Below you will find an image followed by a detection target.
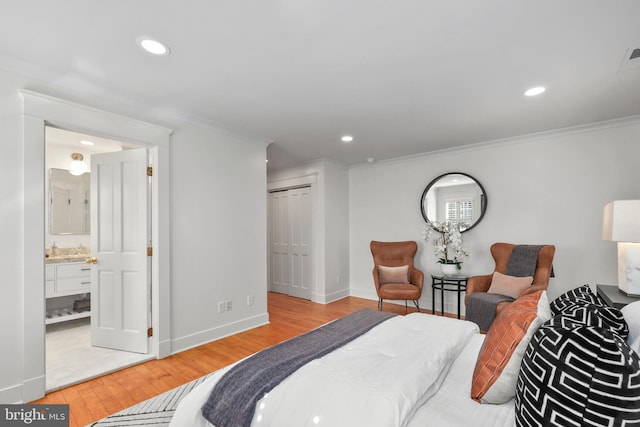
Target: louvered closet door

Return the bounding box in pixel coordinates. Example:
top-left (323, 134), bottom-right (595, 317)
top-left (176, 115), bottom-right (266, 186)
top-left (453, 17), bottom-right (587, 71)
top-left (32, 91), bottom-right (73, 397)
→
top-left (269, 187), bottom-right (312, 300)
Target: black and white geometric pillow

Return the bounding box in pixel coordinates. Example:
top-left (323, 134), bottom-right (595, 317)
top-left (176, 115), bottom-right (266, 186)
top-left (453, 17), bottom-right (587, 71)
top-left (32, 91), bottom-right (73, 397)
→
top-left (550, 284), bottom-right (604, 315)
top-left (550, 302), bottom-right (629, 341)
top-left (515, 320), bottom-right (640, 426)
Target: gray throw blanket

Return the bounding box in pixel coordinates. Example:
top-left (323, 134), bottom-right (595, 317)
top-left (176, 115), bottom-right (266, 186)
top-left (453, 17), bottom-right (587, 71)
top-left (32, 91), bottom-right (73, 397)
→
top-left (466, 293), bottom-right (515, 331)
top-left (466, 245), bottom-right (544, 331)
top-left (506, 245), bottom-right (544, 278)
top-left (201, 309), bottom-right (397, 427)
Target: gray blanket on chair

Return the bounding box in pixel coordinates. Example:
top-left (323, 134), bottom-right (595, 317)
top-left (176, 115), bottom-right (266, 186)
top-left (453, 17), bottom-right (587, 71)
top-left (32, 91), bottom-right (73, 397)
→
top-left (466, 245), bottom-right (544, 331)
top-left (506, 245), bottom-right (544, 278)
top-left (201, 309), bottom-right (397, 427)
top-left (466, 293), bottom-right (515, 331)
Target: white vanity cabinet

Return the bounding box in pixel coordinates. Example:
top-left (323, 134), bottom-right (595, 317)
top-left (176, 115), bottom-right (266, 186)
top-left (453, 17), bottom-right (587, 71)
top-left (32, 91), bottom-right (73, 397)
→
top-left (45, 262), bottom-right (91, 324)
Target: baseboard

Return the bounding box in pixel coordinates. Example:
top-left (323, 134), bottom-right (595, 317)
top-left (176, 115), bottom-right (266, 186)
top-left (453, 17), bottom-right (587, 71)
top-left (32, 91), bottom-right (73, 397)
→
top-left (0, 383), bottom-right (24, 404)
top-left (21, 375), bottom-right (45, 403)
top-left (350, 286), bottom-right (465, 316)
top-left (312, 288), bottom-right (350, 304)
top-left (170, 312), bottom-right (269, 355)
top-left (157, 338), bottom-right (171, 359)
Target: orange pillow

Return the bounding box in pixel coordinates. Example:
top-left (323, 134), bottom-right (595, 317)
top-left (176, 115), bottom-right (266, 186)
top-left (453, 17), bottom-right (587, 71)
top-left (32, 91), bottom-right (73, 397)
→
top-left (487, 271), bottom-right (533, 299)
top-left (378, 265), bottom-right (409, 284)
top-left (470, 290), bottom-right (551, 404)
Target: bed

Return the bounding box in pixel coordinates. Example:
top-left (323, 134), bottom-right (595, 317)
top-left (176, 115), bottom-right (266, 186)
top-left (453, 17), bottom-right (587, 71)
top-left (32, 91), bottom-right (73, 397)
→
top-left (170, 286), bottom-right (640, 427)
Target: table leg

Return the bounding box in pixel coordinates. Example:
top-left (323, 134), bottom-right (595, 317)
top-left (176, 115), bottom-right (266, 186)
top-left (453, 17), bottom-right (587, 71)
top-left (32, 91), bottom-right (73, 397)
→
top-left (457, 286), bottom-right (461, 319)
top-left (431, 281), bottom-right (435, 315)
top-left (441, 281), bottom-right (444, 316)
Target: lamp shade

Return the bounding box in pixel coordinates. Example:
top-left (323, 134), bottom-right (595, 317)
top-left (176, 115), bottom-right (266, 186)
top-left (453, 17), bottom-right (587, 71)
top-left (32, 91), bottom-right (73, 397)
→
top-left (602, 200), bottom-right (640, 242)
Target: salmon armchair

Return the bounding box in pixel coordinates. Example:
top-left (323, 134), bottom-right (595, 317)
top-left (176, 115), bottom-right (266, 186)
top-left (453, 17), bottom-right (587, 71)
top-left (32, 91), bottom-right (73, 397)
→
top-left (370, 241), bottom-right (424, 312)
top-left (465, 242), bottom-right (555, 331)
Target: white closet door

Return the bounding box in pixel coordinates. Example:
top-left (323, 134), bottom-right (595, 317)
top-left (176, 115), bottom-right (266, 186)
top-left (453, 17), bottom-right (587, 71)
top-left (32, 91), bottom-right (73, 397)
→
top-left (269, 187), bottom-right (312, 300)
top-left (288, 187), bottom-right (312, 299)
top-left (269, 191), bottom-right (290, 294)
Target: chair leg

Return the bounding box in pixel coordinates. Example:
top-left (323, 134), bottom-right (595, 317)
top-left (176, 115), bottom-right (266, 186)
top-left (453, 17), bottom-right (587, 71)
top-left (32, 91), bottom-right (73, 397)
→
top-left (378, 299), bottom-right (383, 311)
top-left (413, 300), bottom-right (420, 312)
top-left (405, 300), bottom-right (408, 311)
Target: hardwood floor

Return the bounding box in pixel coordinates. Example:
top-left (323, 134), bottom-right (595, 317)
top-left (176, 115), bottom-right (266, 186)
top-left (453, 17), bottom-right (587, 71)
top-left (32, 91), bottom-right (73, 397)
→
top-left (33, 293), bottom-right (423, 426)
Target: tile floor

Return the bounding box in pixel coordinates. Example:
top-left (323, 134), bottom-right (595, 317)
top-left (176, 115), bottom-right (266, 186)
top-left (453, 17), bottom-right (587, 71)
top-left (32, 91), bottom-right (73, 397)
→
top-left (46, 318), bottom-right (152, 391)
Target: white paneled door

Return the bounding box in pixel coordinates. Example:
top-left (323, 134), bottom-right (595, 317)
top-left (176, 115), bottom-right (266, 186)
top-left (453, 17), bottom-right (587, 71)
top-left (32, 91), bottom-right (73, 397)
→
top-left (90, 148), bottom-right (150, 354)
top-left (269, 187), bottom-right (312, 300)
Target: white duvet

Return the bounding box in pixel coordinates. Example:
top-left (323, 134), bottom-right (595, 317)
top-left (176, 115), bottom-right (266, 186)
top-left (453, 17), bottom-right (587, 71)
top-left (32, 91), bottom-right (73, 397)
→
top-left (171, 313), bottom-right (484, 427)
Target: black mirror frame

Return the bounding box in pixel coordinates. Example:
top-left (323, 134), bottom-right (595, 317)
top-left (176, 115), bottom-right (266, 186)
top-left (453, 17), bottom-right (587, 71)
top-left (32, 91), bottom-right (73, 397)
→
top-left (420, 172), bottom-right (487, 233)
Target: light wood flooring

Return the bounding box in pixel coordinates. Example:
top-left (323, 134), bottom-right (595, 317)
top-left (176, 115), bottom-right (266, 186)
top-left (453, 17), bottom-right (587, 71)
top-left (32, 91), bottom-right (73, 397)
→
top-left (33, 293), bottom-right (425, 426)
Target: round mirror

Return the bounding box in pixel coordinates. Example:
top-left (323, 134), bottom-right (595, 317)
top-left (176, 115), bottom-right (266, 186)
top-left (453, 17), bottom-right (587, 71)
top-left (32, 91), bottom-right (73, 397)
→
top-left (420, 172), bottom-right (487, 232)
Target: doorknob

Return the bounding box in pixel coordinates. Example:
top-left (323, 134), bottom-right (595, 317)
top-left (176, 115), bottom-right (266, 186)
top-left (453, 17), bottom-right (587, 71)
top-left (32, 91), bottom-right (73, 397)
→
top-left (86, 257), bottom-right (97, 264)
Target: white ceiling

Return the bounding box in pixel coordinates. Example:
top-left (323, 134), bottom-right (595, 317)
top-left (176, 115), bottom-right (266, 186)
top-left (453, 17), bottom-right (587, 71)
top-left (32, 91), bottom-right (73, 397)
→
top-left (2, 1), bottom-right (640, 171)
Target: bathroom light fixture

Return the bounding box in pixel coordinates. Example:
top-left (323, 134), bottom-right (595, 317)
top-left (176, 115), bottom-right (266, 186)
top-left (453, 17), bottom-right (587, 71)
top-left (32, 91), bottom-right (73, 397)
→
top-left (341, 135), bottom-right (354, 143)
top-left (69, 153), bottom-right (88, 176)
top-left (524, 86), bottom-right (546, 97)
top-left (80, 140), bottom-right (95, 146)
top-left (136, 37), bottom-right (171, 56)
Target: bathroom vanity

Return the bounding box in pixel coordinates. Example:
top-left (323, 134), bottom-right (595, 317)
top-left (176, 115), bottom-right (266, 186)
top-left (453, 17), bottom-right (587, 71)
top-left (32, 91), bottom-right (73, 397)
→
top-left (45, 258), bottom-right (91, 324)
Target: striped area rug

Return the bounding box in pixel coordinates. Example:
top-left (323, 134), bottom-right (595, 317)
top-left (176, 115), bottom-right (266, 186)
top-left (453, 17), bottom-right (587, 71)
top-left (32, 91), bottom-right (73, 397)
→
top-left (88, 372), bottom-right (214, 426)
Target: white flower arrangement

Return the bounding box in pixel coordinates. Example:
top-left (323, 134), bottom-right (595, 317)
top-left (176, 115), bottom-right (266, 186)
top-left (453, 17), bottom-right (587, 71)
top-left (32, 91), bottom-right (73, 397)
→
top-left (423, 221), bottom-right (469, 266)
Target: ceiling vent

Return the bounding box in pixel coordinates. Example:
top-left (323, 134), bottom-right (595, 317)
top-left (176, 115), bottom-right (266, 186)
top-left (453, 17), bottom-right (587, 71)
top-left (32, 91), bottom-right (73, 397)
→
top-left (618, 48), bottom-right (640, 72)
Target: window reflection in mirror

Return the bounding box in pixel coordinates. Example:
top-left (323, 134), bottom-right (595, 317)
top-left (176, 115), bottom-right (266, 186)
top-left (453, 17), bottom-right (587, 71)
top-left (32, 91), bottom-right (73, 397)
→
top-left (49, 168), bottom-right (90, 234)
top-left (420, 172), bottom-right (487, 232)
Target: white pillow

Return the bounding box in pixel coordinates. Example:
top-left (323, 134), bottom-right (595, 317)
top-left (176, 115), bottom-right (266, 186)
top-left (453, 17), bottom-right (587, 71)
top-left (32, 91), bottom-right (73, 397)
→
top-left (487, 271), bottom-right (533, 299)
top-left (621, 300), bottom-right (640, 354)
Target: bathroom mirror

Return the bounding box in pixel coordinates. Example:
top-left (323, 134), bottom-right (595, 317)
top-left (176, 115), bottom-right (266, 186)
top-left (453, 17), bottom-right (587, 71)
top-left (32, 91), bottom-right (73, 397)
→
top-left (420, 172), bottom-right (487, 232)
top-left (48, 168), bottom-right (90, 234)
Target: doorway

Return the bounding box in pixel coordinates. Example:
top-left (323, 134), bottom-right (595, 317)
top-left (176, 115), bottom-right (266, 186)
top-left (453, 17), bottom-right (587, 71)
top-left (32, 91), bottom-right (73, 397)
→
top-left (44, 126), bottom-right (152, 391)
top-left (268, 186), bottom-right (312, 300)
top-left (22, 90), bottom-right (172, 402)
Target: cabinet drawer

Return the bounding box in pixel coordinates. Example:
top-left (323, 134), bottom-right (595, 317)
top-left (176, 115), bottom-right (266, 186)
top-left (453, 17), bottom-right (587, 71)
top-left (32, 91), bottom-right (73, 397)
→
top-left (56, 277), bottom-right (91, 294)
top-left (45, 265), bottom-right (55, 281)
top-left (56, 263), bottom-right (92, 278)
top-left (45, 280), bottom-right (55, 298)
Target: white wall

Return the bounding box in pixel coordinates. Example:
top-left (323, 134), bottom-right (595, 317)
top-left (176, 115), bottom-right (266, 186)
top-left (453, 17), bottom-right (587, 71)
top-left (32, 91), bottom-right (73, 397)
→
top-left (349, 119), bottom-right (640, 313)
top-left (169, 124), bottom-right (269, 352)
top-left (0, 75), bottom-right (25, 403)
top-left (0, 67), bottom-right (269, 403)
top-left (322, 161), bottom-right (350, 301)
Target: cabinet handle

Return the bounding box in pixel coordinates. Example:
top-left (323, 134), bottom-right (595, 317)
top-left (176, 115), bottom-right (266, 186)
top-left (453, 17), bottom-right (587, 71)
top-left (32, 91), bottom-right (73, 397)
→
top-left (86, 257), bottom-right (97, 264)
top-left (81, 281), bottom-right (91, 285)
top-left (81, 268), bottom-right (91, 271)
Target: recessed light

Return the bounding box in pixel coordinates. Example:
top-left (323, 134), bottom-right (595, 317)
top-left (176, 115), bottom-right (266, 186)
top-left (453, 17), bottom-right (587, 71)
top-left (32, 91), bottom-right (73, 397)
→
top-left (524, 86), bottom-right (546, 97)
top-left (341, 135), bottom-right (354, 143)
top-left (136, 37), bottom-right (171, 56)
top-left (80, 140), bottom-right (95, 146)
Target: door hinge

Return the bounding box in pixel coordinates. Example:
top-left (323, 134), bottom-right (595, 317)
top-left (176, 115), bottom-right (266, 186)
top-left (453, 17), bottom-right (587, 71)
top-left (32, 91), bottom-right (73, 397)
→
top-left (147, 166), bottom-right (153, 176)
top-left (147, 327), bottom-right (153, 337)
top-left (147, 246), bottom-right (153, 256)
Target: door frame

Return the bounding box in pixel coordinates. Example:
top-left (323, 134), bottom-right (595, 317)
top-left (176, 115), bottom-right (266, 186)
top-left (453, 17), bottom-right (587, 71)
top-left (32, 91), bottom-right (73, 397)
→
top-left (267, 173), bottom-right (317, 302)
top-left (21, 90), bottom-right (172, 401)
top-left (268, 186), bottom-right (313, 300)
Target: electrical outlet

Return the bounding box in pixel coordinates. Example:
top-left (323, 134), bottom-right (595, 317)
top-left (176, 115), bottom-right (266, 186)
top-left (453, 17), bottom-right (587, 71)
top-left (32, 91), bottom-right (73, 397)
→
top-left (218, 301), bottom-right (225, 313)
top-left (247, 295), bottom-right (254, 306)
top-left (226, 300), bottom-right (232, 311)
